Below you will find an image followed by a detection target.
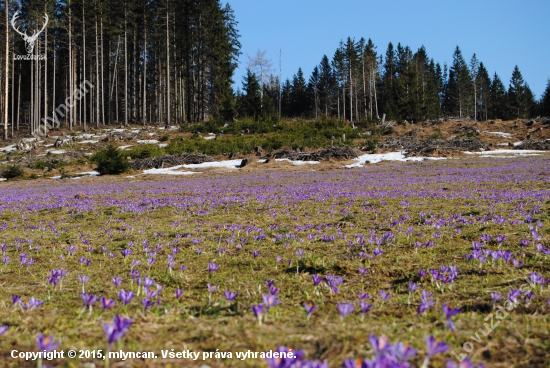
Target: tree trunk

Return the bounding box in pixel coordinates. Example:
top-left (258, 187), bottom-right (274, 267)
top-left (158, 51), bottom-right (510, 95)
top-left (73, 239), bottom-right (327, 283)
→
top-left (4, 0), bottom-right (8, 139)
top-left (83, 0), bottom-right (87, 130)
top-left (124, 1), bottom-right (128, 126)
top-left (166, 10), bottom-right (170, 128)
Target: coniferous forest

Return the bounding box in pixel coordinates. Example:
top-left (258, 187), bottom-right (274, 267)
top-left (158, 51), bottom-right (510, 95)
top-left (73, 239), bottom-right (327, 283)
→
top-left (1, 0), bottom-right (550, 141)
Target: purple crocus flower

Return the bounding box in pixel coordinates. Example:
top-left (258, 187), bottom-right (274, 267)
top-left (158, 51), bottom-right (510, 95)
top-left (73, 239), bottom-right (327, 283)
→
top-left (408, 281), bottom-right (418, 304)
top-left (118, 289), bottom-right (135, 306)
top-left (418, 290), bottom-right (436, 315)
top-left (442, 303), bottom-right (461, 332)
top-left (358, 267), bottom-right (369, 276)
top-left (175, 289), bottom-right (184, 300)
top-left (262, 294), bottom-right (281, 310)
top-left (358, 291), bottom-right (371, 300)
top-left (379, 290), bottom-right (391, 302)
top-left (269, 285), bottom-right (280, 295)
top-left (20, 297), bottom-right (44, 310)
top-left (422, 335), bottom-right (450, 367)
top-left (446, 357), bottom-right (485, 368)
top-left (490, 292), bottom-right (502, 309)
top-left (302, 302), bottom-right (318, 320)
top-left (79, 275), bottom-right (90, 293)
top-left (252, 251), bottom-right (260, 258)
top-left (0, 324), bottom-right (8, 335)
top-left (80, 292), bottom-right (98, 307)
top-left (337, 302), bottom-right (354, 320)
top-left (104, 315), bottom-right (132, 346)
top-left (508, 289), bottom-right (522, 304)
top-left (311, 274), bottom-right (323, 286)
top-left (360, 301), bottom-right (373, 320)
top-left (224, 290), bottom-right (238, 302)
top-left (251, 304), bottom-right (264, 325)
top-left (369, 334), bottom-right (392, 356)
top-left (265, 346), bottom-right (304, 368)
top-left (36, 333), bottom-right (61, 352)
top-left (142, 297), bottom-right (155, 311)
top-left (207, 262), bottom-right (220, 272)
top-left (207, 284), bottom-right (218, 304)
top-left (112, 277), bottom-right (122, 288)
top-left (11, 295), bottom-right (21, 305)
top-left (392, 341), bottom-right (417, 362)
top-left (101, 297), bottom-right (115, 311)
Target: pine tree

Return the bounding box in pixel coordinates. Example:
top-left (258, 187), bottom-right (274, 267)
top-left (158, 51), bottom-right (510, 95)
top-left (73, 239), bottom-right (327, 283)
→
top-left (477, 63), bottom-right (491, 121)
top-left (381, 42), bottom-right (398, 120)
top-left (540, 79), bottom-right (550, 117)
top-left (448, 46), bottom-right (471, 118)
top-left (289, 68), bottom-right (309, 117)
top-left (318, 55), bottom-right (336, 117)
top-left (237, 69), bottom-right (261, 119)
top-left (508, 65), bottom-right (533, 118)
top-left (489, 73), bottom-right (507, 119)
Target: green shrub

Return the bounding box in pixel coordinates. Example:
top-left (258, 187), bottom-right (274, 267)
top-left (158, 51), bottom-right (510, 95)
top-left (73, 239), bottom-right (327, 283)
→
top-left (126, 144), bottom-right (164, 159)
top-left (91, 145), bottom-right (130, 175)
top-left (1, 165), bottom-right (25, 179)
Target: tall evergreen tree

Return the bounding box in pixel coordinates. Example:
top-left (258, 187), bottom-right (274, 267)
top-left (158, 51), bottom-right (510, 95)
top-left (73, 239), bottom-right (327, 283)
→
top-left (448, 46), bottom-right (471, 118)
top-left (489, 72), bottom-right (507, 119)
top-left (507, 65), bottom-right (533, 119)
top-left (318, 55), bottom-right (336, 117)
top-left (540, 79), bottom-right (550, 117)
top-left (237, 69), bottom-right (261, 119)
top-left (381, 42), bottom-right (398, 120)
top-left (477, 63), bottom-right (491, 121)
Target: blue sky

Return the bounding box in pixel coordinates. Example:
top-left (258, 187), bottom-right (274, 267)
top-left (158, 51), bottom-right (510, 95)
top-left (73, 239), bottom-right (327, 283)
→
top-left (229, 0), bottom-right (550, 98)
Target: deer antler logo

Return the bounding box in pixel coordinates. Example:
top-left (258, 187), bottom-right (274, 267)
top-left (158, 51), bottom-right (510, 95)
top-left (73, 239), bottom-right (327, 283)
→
top-left (11, 11), bottom-right (49, 55)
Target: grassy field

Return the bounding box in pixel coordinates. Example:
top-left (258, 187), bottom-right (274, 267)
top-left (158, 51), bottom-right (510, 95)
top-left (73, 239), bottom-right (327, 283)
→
top-left (0, 156), bottom-right (549, 367)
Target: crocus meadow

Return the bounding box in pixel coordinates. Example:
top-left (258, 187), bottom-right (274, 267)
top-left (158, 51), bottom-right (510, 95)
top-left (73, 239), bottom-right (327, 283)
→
top-left (0, 157), bottom-right (548, 366)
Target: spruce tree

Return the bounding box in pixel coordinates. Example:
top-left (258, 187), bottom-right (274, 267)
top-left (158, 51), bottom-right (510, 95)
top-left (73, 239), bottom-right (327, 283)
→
top-left (477, 63), bottom-right (491, 121)
top-left (318, 55), bottom-right (336, 117)
top-left (540, 79), bottom-right (550, 117)
top-left (489, 73), bottom-right (507, 119)
top-left (381, 42), bottom-right (398, 120)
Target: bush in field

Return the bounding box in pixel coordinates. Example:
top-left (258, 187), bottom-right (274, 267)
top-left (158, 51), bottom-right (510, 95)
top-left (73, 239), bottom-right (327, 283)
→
top-left (1, 165), bottom-right (25, 179)
top-left (91, 145), bottom-right (130, 175)
top-left (127, 144), bottom-right (163, 159)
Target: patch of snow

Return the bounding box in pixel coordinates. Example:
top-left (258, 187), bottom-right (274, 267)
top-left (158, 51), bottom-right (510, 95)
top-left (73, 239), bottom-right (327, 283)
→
top-left (137, 140), bottom-right (160, 144)
top-left (182, 159), bottom-right (242, 169)
top-left (113, 129), bottom-right (126, 133)
top-left (513, 142), bottom-right (523, 147)
top-left (465, 149), bottom-right (545, 156)
top-left (496, 143), bottom-right (509, 146)
top-left (203, 135), bottom-right (216, 140)
top-left (345, 151), bottom-right (445, 168)
top-left (75, 134), bottom-right (95, 139)
top-left (168, 126), bottom-right (179, 130)
top-left (50, 176), bottom-right (62, 180)
top-left (46, 150), bottom-right (66, 155)
top-left (0, 145), bottom-right (17, 152)
top-left (258, 159), bottom-right (267, 163)
top-left (84, 153), bottom-right (93, 156)
top-left (148, 132), bottom-right (157, 136)
top-left (483, 131), bottom-right (512, 138)
top-left (44, 144), bottom-right (54, 148)
top-left (275, 158), bottom-right (320, 166)
top-left (0, 178), bottom-right (6, 182)
top-left (131, 130), bottom-right (141, 134)
top-left (143, 165), bottom-right (198, 175)
top-left (78, 140), bottom-right (99, 144)
top-left (118, 145), bottom-right (133, 150)
top-left (158, 143), bottom-right (168, 148)
top-left (76, 171), bottom-right (100, 177)
top-left (126, 176), bottom-right (136, 178)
